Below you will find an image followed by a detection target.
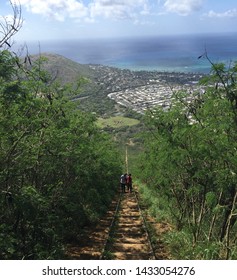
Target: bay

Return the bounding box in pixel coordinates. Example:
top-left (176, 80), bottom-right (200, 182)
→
top-left (19, 32), bottom-right (237, 74)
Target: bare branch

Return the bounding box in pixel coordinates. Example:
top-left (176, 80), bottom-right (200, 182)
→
top-left (0, 0), bottom-right (23, 48)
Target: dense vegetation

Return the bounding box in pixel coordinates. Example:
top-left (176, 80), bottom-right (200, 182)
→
top-left (0, 49), bottom-right (122, 259)
top-left (1, 2), bottom-right (237, 261)
top-left (139, 60), bottom-right (237, 259)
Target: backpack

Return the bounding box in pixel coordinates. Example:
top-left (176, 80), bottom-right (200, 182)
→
top-left (120, 174), bottom-right (126, 184)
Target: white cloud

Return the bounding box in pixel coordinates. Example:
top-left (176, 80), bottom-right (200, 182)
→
top-left (204, 9), bottom-right (237, 19)
top-left (19, 0), bottom-right (150, 22)
top-left (89, 0), bottom-right (149, 20)
top-left (164, 0), bottom-right (203, 16)
top-left (134, 19), bottom-right (155, 26)
top-left (20, 0), bottom-right (88, 21)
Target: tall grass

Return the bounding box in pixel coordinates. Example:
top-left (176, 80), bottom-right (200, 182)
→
top-left (136, 180), bottom-right (237, 259)
top-left (137, 180), bottom-right (170, 223)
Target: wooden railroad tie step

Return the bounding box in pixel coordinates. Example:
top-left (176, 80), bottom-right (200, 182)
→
top-left (66, 190), bottom-right (158, 260)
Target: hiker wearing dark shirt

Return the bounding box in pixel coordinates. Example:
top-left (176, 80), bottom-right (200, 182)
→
top-left (127, 173), bottom-right (132, 193)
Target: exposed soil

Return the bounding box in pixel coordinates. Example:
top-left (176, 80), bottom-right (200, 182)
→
top-left (66, 188), bottom-right (171, 260)
top-left (66, 197), bottom-right (118, 260)
top-left (107, 192), bottom-right (154, 260)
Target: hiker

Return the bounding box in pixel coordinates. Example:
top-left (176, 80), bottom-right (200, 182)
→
top-left (120, 173), bottom-right (127, 193)
top-left (127, 173), bottom-right (132, 193)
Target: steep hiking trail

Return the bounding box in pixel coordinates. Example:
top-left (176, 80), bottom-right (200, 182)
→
top-left (106, 190), bottom-right (155, 260)
top-left (66, 186), bottom-right (171, 260)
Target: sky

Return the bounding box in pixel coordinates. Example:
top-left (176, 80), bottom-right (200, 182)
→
top-left (1, 0), bottom-right (237, 42)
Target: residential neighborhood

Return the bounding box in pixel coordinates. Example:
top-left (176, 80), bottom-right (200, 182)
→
top-left (88, 64), bottom-right (205, 114)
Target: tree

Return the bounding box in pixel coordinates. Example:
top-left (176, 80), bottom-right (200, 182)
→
top-left (0, 4), bottom-right (122, 259)
top-left (140, 61), bottom-right (237, 259)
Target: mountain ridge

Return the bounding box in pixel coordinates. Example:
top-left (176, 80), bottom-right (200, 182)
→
top-left (30, 52), bottom-right (97, 85)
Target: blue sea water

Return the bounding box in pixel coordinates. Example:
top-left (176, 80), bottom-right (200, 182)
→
top-left (23, 32), bottom-right (237, 74)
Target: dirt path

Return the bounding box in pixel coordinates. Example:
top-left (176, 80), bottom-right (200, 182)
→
top-left (107, 192), bottom-right (154, 260)
top-left (66, 188), bottom-right (171, 260)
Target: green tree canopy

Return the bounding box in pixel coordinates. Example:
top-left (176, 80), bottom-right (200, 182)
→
top-left (139, 60), bottom-right (237, 259)
top-left (0, 49), bottom-right (122, 259)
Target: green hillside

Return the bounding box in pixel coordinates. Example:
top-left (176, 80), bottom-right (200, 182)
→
top-left (1, 48), bottom-right (237, 260)
top-left (31, 53), bottom-right (96, 84)
top-left (30, 53), bottom-right (143, 174)
top-left (31, 53), bottom-right (129, 116)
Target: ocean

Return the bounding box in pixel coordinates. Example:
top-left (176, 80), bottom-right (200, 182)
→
top-left (21, 32), bottom-right (237, 74)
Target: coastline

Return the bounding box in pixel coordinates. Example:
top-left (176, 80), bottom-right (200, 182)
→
top-left (105, 62), bottom-right (212, 75)
top-left (16, 32), bottom-right (237, 76)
